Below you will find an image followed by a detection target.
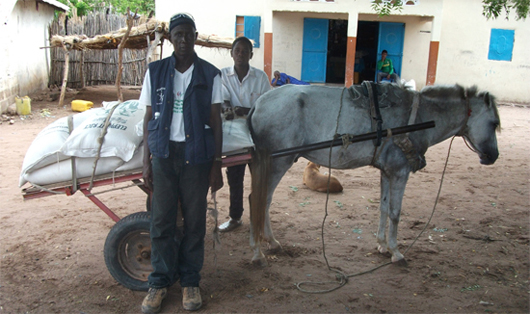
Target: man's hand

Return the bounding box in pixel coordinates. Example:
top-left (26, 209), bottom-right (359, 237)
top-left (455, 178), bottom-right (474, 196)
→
top-left (233, 106), bottom-right (250, 117)
top-left (143, 161), bottom-right (153, 192)
top-left (223, 106), bottom-right (235, 120)
top-left (209, 161), bottom-right (223, 193)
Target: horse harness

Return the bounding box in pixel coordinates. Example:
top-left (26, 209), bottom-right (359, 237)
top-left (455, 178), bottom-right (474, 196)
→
top-left (360, 81), bottom-right (426, 172)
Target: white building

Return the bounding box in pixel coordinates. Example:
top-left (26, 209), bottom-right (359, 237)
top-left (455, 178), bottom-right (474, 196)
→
top-left (0, 0), bottom-right (69, 113)
top-left (156, 0), bottom-right (529, 103)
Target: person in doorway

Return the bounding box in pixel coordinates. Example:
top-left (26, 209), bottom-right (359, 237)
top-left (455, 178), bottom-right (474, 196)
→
top-left (376, 50), bottom-right (400, 83)
top-left (271, 70), bottom-right (310, 86)
top-left (219, 36), bottom-right (271, 232)
top-left (139, 12), bottom-right (223, 314)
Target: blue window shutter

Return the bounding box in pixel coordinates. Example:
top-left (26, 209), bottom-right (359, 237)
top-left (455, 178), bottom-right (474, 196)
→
top-left (488, 28), bottom-right (514, 61)
top-left (244, 16), bottom-right (261, 48)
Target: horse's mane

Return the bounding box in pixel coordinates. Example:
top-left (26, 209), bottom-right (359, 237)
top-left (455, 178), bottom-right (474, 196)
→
top-left (420, 84), bottom-right (501, 131)
top-left (420, 84), bottom-right (466, 100)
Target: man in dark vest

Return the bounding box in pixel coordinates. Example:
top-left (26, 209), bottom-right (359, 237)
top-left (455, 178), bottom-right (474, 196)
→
top-left (138, 13), bottom-right (223, 313)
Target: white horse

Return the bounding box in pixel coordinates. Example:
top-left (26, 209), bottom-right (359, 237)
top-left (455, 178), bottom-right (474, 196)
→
top-left (247, 83), bottom-right (500, 266)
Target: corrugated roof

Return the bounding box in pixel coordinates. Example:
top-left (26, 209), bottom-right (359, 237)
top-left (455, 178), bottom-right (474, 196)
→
top-left (39, 0), bottom-right (69, 12)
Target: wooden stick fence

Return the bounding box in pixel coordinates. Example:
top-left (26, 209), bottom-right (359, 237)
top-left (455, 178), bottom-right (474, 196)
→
top-left (48, 12), bottom-right (234, 106)
top-left (49, 13), bottom-right (150, 91)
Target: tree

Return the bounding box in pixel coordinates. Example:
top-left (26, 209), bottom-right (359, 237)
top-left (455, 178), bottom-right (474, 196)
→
top-left (371, 0), bottom-right (528, 20)
top-left (482, 0), bottom-right (529, 20)
top-left (56, 0), bottom-right (154, 17)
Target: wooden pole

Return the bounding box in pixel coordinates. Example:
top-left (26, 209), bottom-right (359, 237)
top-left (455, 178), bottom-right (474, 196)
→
top-left (58, 44), bottom-right (70, 108)
top-left (116, 8), bottom-right (137, 102)
top-left (80, 50), bottom-right (85, 89)
top-left (146, 29), bottom-right (163, 67)
top-left (270, 121), bottom-right (436, 159)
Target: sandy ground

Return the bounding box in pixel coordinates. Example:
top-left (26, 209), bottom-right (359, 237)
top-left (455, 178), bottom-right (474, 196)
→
top-left (0, 85), bottom-right (528, 313)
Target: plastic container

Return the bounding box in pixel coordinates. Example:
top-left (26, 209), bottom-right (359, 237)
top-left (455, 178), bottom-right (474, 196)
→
top-left (71, 100), bottom-right (94, 112)
top-left (15, 96), bottom-right (31, 115)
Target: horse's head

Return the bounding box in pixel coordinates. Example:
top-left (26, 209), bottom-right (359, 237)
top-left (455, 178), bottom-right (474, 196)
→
top-left (461, 89), bottom-right (500, 165)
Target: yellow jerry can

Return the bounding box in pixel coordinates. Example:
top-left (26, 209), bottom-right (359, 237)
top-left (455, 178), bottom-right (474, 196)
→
top-left (15, 96), bottom-right (31, 115)
top-left (71, 100), bottom-right (94, 112)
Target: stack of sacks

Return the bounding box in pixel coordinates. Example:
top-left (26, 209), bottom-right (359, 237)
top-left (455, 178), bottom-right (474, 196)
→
top-left (20, 101), bottom-right (257, 188)
top-left (19, 100), bottom-right (145, 187)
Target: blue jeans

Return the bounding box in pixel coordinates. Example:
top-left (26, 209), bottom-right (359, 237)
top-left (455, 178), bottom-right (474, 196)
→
top-left (148, 141), bottom-right (212, 288)
top-left (377, 72), bottom-right (399, 83)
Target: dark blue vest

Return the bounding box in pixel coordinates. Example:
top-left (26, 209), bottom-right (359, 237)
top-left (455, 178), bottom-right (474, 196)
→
top-left (146, 53), bottom-right (220, 165)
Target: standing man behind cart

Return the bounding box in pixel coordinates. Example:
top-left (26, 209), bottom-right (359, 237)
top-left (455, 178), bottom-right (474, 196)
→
top-left (139, 13), bottom-right (223, 313)
top-left (218, 36), bottom-right (271, 232)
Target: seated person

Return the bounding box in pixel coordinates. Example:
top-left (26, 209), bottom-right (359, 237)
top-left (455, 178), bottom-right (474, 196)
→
top-left (271, 70), bottom-right (310, 86)
top-left (376, 50), bottom-right (400, 83)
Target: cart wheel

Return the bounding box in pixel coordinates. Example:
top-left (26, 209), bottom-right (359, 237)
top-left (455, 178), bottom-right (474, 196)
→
top-left (104, 211), bottom-right (152, 291)
top-left (146, 194), bottom-right (151, 211)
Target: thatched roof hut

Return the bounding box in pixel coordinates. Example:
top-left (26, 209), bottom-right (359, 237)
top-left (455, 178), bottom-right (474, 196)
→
top-left (50, 19), bottom-right (234, 51)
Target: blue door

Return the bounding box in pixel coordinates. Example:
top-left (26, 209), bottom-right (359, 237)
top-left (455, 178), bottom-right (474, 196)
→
top-left (301, 18), bottom-right (328, 83)
top-left (376, 22), bottom-right (405, 80)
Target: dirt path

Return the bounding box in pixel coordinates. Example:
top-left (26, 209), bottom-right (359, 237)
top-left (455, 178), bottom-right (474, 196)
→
top-left (0, 86), bottom-right (528, 313)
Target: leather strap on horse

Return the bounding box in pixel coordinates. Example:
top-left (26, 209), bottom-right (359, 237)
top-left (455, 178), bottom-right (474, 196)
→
top-left (362, 81), bottom-right (384, 147)
top-left (392, 93), bottom-right (426, 172)
top-left (457, 92), bottom-right (472, 136)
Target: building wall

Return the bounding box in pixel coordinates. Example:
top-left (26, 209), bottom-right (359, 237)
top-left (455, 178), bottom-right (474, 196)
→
top-left (155, 0), bottom-right (268, 71)
top-left (155, 0), bottom-right (527, 102)
top-left (0, 0), bottom-right (57, 113)
top-left (436, 0), bottom-right (530, 102)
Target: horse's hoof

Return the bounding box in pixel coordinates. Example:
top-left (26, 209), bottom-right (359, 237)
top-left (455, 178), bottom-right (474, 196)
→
top-left (377, 245), bottom-right (388, 255)
top-left (392, 257), bottom-right (408, 267)
top-left (268, 240), bottom-right (283, 253)
top-left (251, 257), bottom-right (268, 267)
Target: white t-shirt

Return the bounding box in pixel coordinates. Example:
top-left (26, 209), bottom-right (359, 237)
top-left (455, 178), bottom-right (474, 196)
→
top-left (139, 66), bottom-right (223, 142)
top-left (220, 66), bottom-right (271, 109)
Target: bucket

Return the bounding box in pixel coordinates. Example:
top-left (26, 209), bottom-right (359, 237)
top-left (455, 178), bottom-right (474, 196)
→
top-left (71, 100), bottom-right (94, 112)
top-left (15, 96), bottom-right (31, 115)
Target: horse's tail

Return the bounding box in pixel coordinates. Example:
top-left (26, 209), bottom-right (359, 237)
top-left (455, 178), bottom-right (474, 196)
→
top-left (249, 147), bottom-right (270, 243)
top-left (248, 109), bottom-right (270, 243)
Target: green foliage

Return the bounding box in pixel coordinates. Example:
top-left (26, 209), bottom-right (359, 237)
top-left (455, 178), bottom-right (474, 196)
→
top-left (370, 0), bottom-right (528, 20)
top-left (56, 0), bottom-right (155, 17)
top-left (371, 0), bottom-right (404, 17)
top-left (482, 0), bottom-right (529, 20)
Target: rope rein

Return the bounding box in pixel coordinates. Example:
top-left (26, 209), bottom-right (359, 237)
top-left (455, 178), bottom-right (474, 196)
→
top-left (296, 88), bottom-right (458, 294)
top-left (297, 88), bottom-right (348, 293)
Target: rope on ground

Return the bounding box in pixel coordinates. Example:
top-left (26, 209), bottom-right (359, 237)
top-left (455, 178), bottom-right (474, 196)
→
top-left (296, 127), bottom-right (459, 293)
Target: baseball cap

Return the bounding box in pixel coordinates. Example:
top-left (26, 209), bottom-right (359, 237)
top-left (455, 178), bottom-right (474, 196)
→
top-left (169, 13), bottom-right (196, 32)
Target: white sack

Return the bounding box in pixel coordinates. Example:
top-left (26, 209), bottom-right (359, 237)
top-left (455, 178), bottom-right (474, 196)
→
top-left (222, 118), bottom-right (254, 155)
top-left (22, 157), bottom-right (124, 186)
top-left (61, 100), bottom-right (144, 162)
top-left (115, 143), bottom-right (144, 172)
top-left (19, 109), bottom-right (96, 187)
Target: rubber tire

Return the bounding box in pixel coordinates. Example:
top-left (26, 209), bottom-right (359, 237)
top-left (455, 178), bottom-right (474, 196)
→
top-left (104, 211), bottom-right (152, 291)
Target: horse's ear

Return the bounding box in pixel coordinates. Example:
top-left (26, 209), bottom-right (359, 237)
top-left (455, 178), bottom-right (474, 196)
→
top-left (483, 92), bottom-right (491, 106)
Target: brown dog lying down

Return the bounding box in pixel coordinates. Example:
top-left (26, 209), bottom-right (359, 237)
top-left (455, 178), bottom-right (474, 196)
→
top-left (303, 161), bottom-right (343, 193)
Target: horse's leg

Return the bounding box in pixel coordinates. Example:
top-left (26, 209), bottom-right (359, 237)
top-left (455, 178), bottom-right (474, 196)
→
top-left (387, 171), bottom-right (410, 264)
top-left (377, 173), bottom-right (390, 255)
top-left (263, 192), bottom-right (282, 252)
top-left (249, 218), bottom-right (266, 266)
top-left (249, 157), bottom-right (292, 265)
